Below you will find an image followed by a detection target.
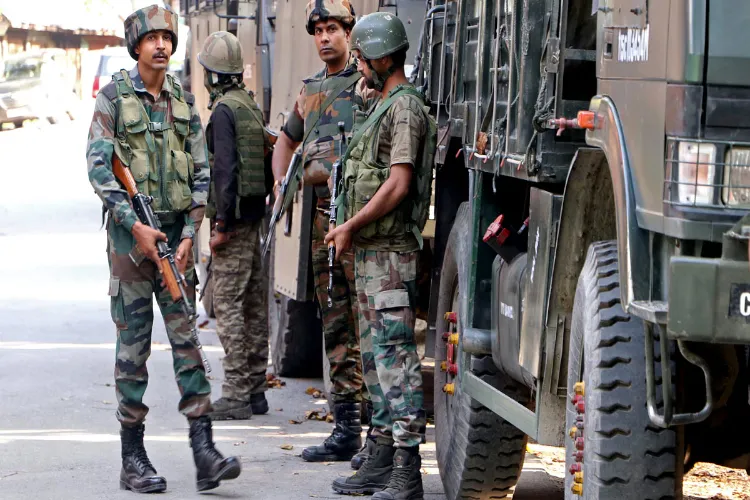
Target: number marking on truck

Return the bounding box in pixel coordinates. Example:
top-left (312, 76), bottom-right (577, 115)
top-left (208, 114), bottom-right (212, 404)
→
top-left (728, 284), bottom-right (750, 321)
top-left (618, 25), bottom-right (650, 63)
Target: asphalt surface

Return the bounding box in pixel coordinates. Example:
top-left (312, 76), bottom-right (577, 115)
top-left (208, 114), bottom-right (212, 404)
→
top-left (0, 107), bottom-right (563, 499)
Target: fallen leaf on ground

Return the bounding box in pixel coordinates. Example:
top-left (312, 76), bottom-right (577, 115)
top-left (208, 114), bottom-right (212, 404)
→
top-left (289, 419), bottom-right (302, 425)
top-left (101, 400), bottom-right (112, 405)
top-left (267, 374), bottom-right (286, 389)
top-left (326, 413), bottom-right (334, 423)
top-left (305, 409), bottom-right (329, 421)
top-left (305, 386), bottom-right (324, 396)
top-left (275, 408), bottom-right (283, 411)
top-left (280, 444), bottom-right (294, 450)
top-left (198, 320), bottom-right (210, 328)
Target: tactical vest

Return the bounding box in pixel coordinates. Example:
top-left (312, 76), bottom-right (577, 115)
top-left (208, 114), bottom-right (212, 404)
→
top-left (301, 65), bottom-right (365, 198)
top-left (112, 70), bottom-right (193, 214)
top-left (341, 86), bottom-right (437, 249)
top-left (205, 88), bottom-right (267, 219)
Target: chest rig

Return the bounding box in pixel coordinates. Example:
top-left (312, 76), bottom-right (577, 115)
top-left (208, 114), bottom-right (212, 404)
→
top-left (112, 70), bottom-right (194, 216)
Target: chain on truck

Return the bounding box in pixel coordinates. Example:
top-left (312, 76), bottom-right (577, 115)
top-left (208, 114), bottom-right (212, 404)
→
top-left (184, 1), bottom-right (750, 498)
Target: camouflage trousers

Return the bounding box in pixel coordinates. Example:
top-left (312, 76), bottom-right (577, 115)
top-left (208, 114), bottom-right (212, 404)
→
top-left (354, 247), bottom-right (425, 448)
top-left (107, 219), bottom-right (211, 427)
top-left (311, 201), bottom-right (366, 403)
top-left (212, 219), bottom-right (269, 401)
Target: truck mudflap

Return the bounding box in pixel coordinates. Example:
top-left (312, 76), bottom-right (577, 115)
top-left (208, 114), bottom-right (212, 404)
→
top-left (668, 214), bottom-right (750, 344)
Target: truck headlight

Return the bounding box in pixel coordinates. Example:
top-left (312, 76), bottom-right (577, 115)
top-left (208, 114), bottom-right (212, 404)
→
top-left (722, 148), bottom-right (750, 206)
top-left (675, 141), bottom-right (716, 205)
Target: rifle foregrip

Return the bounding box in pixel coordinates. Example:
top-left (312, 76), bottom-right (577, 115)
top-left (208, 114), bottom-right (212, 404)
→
top-left (159, 257), bottom-right (183, 303)
top-left (112, 156), bottom-right (139, 197)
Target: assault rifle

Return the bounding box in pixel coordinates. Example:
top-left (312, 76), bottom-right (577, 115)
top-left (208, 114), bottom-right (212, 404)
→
top-left (261, 150), bottom-right (303, 260)
top-left (327, 121), bottom-right (347, 307)
top-left (113, 156), bottom-right (211, 373)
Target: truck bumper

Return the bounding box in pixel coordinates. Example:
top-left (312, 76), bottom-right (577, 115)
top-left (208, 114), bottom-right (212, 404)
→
top-left (668, 255), bottom-right (750, 343)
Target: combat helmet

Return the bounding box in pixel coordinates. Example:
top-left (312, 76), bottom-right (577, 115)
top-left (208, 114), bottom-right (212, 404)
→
top-left (350, 12), bottom-right (409, 60)
top-left (124, 4), bottom-right (179, 61)
top-left (198, 31), bottom-right (244, 75)
top-left (305, 0), bottom-right (356, 35)
top-left (350, 12), bottom-right (409, 90)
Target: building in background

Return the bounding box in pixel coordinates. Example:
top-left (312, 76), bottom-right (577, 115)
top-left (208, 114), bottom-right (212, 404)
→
top-left (0, 2), bottom-right (125, 98)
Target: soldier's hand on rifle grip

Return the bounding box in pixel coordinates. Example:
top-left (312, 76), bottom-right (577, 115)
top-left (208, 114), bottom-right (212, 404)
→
top-left (324, 223), bottom-right (353, 261)
top-left (132, 221), bottom-right (168, 264)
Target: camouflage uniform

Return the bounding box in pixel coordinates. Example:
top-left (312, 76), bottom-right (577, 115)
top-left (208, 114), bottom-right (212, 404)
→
top-left (87, 65), bottom-right (211, 425)
top-left (200, 32), bottom-right (271, 410)
top-left (91, 8), bottom-right (243, 493)
top-left (284, 59), bottom-right (377, 403)
top-left (344, 91), bottom-right (429, 448)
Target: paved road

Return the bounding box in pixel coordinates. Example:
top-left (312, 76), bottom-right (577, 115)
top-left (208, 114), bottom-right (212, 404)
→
top-left (0, 110), bottom-right (563, 499)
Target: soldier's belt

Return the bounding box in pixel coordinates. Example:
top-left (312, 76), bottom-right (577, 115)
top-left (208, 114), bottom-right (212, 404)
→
top-left (153, 211), bottom-right (181, 225)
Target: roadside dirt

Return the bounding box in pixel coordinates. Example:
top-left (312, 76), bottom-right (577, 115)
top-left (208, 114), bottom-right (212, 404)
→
top-left (527, 444), bottom-right (750, 499)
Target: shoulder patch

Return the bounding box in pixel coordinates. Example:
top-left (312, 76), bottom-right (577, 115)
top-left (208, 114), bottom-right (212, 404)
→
top-left (184, 91), bottom-right (195, 106)
top-left (100, 81), bottom-right (118, 101)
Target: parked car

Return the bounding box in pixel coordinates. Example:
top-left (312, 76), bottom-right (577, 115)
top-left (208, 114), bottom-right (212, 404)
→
top-left (92, 47), bottom-right (132, 98)
top-left (0, 48), bottom-right (77, 127)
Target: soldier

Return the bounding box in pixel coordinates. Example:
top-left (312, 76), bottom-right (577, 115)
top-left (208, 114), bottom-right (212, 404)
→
top-left (325, 12), bottom-right (435, 500)
top-left (198, 31), bottom-right (271, 421)
top-left (86, 5), bottom-right (241, 493)
top-left (271, 0), bottom-right (377, 466)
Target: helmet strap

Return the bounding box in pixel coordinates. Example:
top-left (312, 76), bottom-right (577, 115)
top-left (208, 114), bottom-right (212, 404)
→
top-left (366, 59), bottom-right (395, 92)
top-left (205, 72), bottom-right (244, 110)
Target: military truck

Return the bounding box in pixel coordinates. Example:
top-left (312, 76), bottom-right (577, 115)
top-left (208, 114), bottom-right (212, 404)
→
top-left (408, 0), bottom-right (750, 499)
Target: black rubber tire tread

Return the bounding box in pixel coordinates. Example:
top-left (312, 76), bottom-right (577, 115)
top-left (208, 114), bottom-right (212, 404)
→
top-left (435, 203), bottom-right (528, 500)
top-left (565, 241), bottom-right (679, 500)
top-left (268, 242), bottom-right (323, 378)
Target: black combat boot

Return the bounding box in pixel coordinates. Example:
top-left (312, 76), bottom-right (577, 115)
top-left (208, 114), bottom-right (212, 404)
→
top-left (208, 397), bottom-right (253, 421)
top-left (119, 424), bottom-right (167, 493)
top-left (301, 401), bottom-right (362, 462)
top-left (250, 392), bottom-right (269, 415)
top-left (189, 416), bottom-right (242, 491)
top-left (371, 447), bottom-right (424, 500)
top-left (332, 436), bottom-right (396, 495)
top-left (360, 400), bottom-right (373, 426)
top-left (351, 424), bottom-right (376, 470)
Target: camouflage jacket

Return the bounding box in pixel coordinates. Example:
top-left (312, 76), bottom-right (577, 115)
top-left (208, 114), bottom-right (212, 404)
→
top-left (86, 66), bottom-right (209, 243)
top-left (283, 55), bottom-right (378, 197)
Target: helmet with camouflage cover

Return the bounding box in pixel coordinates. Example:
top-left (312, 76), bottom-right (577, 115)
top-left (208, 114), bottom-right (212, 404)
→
top-left (124, 4), bottom-right (179, 61)
top-left (305, 0), bottom-right (356, 35)
top-left (198, 31), bottom-right (244, 75)
top-left (350, 12), bottom-right (409, 60)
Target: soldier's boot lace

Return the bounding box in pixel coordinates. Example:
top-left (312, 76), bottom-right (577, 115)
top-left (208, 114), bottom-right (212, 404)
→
top-left (301, 401), bottom-right (362, 462)
top-left (371, 447), bottom-right (424, 500)
top-left (189, 416), bottom-right (242, 491)
top-left (351, 422), bottom-right (376, 470)
top-left (332, 436), bottom-right (396, 495)
top-left (208, 397), bottom-right (253, 421)
top-left (120, 424), bottom-right (167, 493)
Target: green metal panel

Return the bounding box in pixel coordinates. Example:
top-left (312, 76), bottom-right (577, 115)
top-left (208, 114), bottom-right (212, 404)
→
top-left (668, 256), bottom-right (750, 343)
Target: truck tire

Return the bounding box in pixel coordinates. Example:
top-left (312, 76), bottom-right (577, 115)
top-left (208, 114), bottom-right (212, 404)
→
top-left (565, 241), bottom-right (680, 500)
top-left (434, 203), bottom-right (528, 500)
top-left (268, 245), bottom-right (323, 378)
